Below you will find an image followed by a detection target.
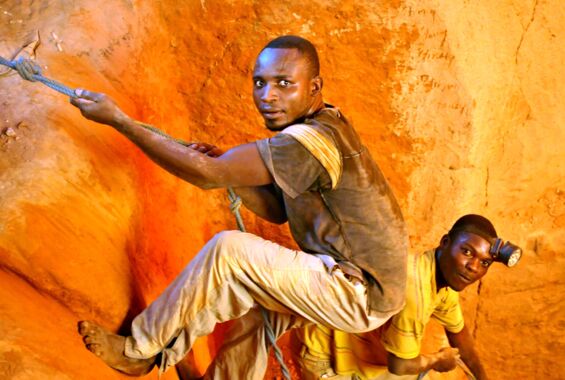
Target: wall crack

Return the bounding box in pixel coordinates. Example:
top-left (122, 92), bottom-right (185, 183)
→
top-left (515, 0), bottom-right (539, 65)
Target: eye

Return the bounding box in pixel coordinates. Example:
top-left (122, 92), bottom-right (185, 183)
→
top-left (254, 79), bottom-right (265, 88)
top-left (278, 79), bottom-right (291, 87)
top-left (462, 248), bottom-right (472, 257)
top-left (480, 260), bottom-right (491, 268)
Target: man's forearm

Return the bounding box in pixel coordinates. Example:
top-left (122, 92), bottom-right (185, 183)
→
top-left (387, 352), bottom-right (442, 375)
top-left (111, 115), bottom-right (221, 188)
top-left (459, 353), bottom-right (487, 380)
top-left (71, 89), bottom-right (273, 189)
top-left (388, 346), bottom-right (461, 376)
top-left (446, 327), bottom-right (488, 380)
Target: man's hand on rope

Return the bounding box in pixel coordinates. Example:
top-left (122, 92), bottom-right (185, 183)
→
top-left (188, 142), bottom-right (224, 157)
top-left (432, 347), bottom-right (460, 372)
top-left (70, 89), bottom-right (130, 127)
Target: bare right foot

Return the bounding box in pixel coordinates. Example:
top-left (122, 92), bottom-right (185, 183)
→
top-left (78, 320), bottom-right (156, 376)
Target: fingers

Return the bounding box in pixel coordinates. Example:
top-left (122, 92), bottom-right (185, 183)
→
top-left (188, 143), bottom-right (223, 157)
top-left (70, 96), bottom-right (93, 108)
top-left (69, 90), bottom-right (109, 118)
top-left (189, 143), bottom-right (210, 153)
top-left (74, 88), bottom-right (105, 102)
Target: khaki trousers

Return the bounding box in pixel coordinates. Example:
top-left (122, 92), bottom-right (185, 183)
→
top-left (123, 231), bottom-right (393, 378)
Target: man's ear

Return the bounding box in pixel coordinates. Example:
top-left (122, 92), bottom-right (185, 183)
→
top-left (440, 234), bottom-right (450, 249)
top-left (311, 76), bottom-right (323, 96)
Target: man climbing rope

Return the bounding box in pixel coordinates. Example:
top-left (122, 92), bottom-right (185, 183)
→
top-left (293, 214), bottom-right (521, 380)
top-left (63, 35), bottom-right (408, 378)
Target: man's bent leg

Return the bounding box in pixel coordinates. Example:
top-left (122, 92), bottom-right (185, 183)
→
top-left (124, 231), bottom-right (392, 374)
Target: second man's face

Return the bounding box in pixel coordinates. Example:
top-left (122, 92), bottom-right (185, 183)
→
top-left (439, 232), bottom-right (493, 291)
top-left (252, 48), bottom-right (317, 131)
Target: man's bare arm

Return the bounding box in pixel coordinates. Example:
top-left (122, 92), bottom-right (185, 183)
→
top-left (184, 143), bottom-right (287, 223)
top-left (234, 185), bottom-right (287, 224)
top-left (70, 90), bottom-right (272, 189)
top-left (387, 347), bottom-right (459, 376)
top-left (446, 326), bottom-right (488, 380)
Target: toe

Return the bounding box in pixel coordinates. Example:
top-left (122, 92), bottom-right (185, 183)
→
top-left (78, 320), bottom-right (91, 335)
top-left (83, 335), bottom-right (96, 345)
top-left (86, 343), bottom-right (102, 356)
top-left (79, 320), bottom-right (99, 336)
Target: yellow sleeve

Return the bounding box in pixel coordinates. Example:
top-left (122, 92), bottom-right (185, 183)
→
top-left (297, 324), bottom-right (333, 359)
top-left (380, 302), bottom-right (425, 359)
top-left (432, 289), bottom-right (464, 333)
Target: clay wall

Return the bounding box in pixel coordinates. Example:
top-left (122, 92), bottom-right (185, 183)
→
top-left (0, 1), bottom-right (563, 379)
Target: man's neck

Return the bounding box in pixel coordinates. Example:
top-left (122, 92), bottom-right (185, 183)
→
top-left (435, 248), bottom-right (448, 290)
top-left (305, 95), bottom-right (325, 118)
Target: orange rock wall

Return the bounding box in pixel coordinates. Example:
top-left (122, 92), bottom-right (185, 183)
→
top-left (0, 1), bottom-right (563, 379)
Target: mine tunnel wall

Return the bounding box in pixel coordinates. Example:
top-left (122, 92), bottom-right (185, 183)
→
top-left (0, 1), bottom-right (563, 379)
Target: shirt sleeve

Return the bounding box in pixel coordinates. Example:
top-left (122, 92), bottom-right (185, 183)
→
top-left (431, 289), bottom-right (465, 333)
top-left (380, 307), bottom-right (425, 360)
top-left (256, 133), bottom-right (328, 198)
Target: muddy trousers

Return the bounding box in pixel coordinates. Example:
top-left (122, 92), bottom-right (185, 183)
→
top-left (123, 231), bottom-right (393, 378)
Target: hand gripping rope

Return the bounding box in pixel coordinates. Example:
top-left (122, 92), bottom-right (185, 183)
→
top-left (1, 56), bottom-right (291, 379)
top-left (417, 357), bottom-right (477, 380)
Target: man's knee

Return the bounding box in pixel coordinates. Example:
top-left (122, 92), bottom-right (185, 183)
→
top-left (207, 230), bottom-right (256, 262)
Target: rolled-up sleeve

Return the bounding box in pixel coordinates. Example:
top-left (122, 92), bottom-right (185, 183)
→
top-left (256, 134), bottom-right (326, 198)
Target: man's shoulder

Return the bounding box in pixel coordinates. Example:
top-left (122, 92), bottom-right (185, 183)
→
top-left (306, 106), bottom-right (348, 130)
top-left (407, 250), bottom-right (436, 279)
top-left (403, 249), bottom-right (437, 307)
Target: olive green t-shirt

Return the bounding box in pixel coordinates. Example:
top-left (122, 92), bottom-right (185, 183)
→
top-left (255, 107), bottom-right (408, 314)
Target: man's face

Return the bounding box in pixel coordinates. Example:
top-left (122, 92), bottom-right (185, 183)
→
top-left (438, 232), bottom-right (493, 291)
top-left (252, 48), bottom-right (317, 131)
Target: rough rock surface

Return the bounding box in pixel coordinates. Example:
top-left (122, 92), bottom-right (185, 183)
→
top-left (0, 1), bottom-right (563, 379)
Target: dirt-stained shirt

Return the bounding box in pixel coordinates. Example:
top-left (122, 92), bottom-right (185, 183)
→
top-left (293, 249), bottom-right (464, 378)
top-left (255, 106), bottom-right (408, 314)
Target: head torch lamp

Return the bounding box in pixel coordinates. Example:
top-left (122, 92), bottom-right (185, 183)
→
top-left (490, 238), bottom-right (522, 267)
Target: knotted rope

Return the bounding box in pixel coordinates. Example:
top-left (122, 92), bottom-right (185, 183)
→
top-left (1, 55), bottom-right (291, 379)
top-left (0, 56), bottom-right (76, 97)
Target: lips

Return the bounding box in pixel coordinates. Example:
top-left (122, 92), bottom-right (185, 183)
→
top-left (457, 272), bottom-right (472, 283)
top-left (261, 110), bottom-right (284, 118)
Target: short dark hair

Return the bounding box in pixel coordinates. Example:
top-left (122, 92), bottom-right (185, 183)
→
top-left (263, 35), bottom-right (320, 77)
top-left (448, 214), bottom-right (497, 242)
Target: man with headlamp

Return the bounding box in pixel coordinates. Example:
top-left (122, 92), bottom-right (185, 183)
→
top-left (294, 214), bottom-right (521, 380)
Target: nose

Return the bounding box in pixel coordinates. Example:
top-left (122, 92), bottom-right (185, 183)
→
top-left (260, 83), bottom-right (278, 103)
top-left (466, 257), bottom-right (480, 273)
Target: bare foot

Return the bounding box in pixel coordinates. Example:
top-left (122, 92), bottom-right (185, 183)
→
top-left (78, 320), bottom-right (156, 376)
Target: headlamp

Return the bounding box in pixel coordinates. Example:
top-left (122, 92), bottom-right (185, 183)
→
top-left (490, 238), bottom-right (522, 267)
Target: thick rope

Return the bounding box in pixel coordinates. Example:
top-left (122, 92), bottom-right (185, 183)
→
top-left (0, 56), bottom-right (77, 97)
top-left (227, 188), bottom-right (292, 380)
top-left (2, 55), bottom-right (291, 379)
top-left (417, 358), bottom-right (477, 380)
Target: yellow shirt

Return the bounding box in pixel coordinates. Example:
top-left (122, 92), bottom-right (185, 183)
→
top-left (381, 249), bottom-right (464, 359)
top-left (295, 249), bottom-right (464, 378)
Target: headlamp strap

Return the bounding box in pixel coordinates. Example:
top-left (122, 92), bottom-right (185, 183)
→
top-left (490, 238), bottom-right (503, 258)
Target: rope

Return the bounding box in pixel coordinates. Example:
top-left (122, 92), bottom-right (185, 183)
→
top-left (0, 56), bottom-right (77, 97)
top-left (2, 55), bottom-right (291, 379)
top-left (227, 189), bottom-right (292, 380)
top-left (417, 358), bottom-right (477, 380)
